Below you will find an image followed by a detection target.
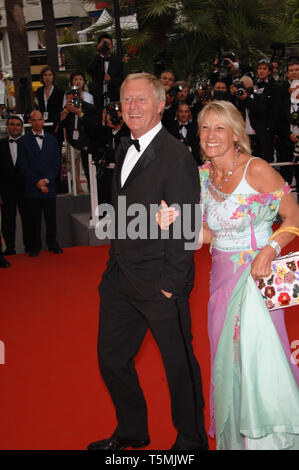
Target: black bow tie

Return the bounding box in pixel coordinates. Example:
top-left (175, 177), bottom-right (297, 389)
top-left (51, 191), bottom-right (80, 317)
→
top-left (34, 134), bottom-right (44, 139)
top-left (257, 81), bottom-right (267, 88)
top-left (121, 136), bottom-right (140, 152)
top-left (179, 124), bottom-right (188, 130)
top-left (9, 138), bottom-right (19, 143)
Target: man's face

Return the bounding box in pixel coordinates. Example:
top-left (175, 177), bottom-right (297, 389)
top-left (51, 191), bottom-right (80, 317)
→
top-left (160, 72), bottom-right (175, 87)
top-left (177, 104), bottom-right (190, 124)
top-left (257, 64), bottom-right (271, 80)
top-left (7, 119), bottom-right (23, 139)
top-left (287, 64), bottom-right (299, 82)
top-left (121, 78), bottom-right (165, 139)
top-left (29, 112), bottom-right (44, 133)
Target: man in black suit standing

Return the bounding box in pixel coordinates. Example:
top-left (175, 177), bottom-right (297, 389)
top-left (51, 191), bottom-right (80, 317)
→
top-left (87, 33), bottom-right (123, 112)
top-left (17, 110), bottom-right (62, 257)
top-left (0, 115), bottom-right (29, 255)
top-left (87, 73), bottom-right (208, 451)
top-left (168, 102), bottom-right (201, 165)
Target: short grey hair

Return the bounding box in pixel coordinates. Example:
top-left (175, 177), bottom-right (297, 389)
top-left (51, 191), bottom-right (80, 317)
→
top-left (120, 72), bottom-right (166, 103)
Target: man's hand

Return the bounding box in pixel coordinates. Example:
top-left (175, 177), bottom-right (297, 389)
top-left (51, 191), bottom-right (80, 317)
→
top-left (36, 179), bottom-right (48, 189)
top-left (65, 99), bottom-right (83, 116)
top-left (290, 133), bottom-right (298, 144)
top-left (104, 73), bottom-right (111, 82)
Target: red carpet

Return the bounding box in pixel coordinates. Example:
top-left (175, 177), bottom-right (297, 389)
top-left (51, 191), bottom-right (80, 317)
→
top-left (0, 241), bottom-right (298, 450)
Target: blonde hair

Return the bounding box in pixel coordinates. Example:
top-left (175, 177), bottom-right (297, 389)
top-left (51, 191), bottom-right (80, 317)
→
top-left (120, 72), bottom-right (166, 103)
top-left (197, 100), bottom-right (251, 160)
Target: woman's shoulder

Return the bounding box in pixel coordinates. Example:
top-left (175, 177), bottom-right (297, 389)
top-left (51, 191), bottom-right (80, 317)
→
top-left (245, 156), bottom-right (287, 193)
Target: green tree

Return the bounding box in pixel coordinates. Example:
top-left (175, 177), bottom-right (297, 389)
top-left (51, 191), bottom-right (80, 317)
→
top-left (5, 0), bottom-right (34, 114)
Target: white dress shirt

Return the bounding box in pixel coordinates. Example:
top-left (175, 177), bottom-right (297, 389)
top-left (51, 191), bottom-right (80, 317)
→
top-left (33, 131), bottom-right (44, 149)
top-left (121, 122), bottom-right (162, 187)
top-left (8, 137), bottom-right (19, 165)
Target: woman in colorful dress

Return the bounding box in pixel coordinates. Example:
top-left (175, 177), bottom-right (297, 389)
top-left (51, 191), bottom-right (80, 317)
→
top-left (158, 100), bottom-right (299, 450)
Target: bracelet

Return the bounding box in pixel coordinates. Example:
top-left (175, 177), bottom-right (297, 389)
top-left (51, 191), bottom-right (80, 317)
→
top-left (267, 239), bottom-right (281, 258)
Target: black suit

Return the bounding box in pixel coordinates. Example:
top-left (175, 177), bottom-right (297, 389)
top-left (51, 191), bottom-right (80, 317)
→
top-left (87, 53), bottom-right (123, 110)
top-left (98, 126), bottom-right (207, 448)
top-left (276, 81), bottom-right (298, 186)
top-left (17, 130), bottom-right (60, 252)
top-left (167, 120), bottom-right (201, 165)
top-left (0, 136), bottom-right (29, 252)
top-left (36, 85), bottom-right (65, 133)
top-left (233, 81), bottom-right (281, 162)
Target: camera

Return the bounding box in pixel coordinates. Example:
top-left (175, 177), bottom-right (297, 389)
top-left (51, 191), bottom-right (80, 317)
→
top-left (167, 84), bottom-right (183, 99)
top-left (104, 102), bottom-right (122, 126)
top-left (98, 40), bottom-right (111, 59)
top-left (233, 80), bottom-right (246, 96)
top-left (71, 86), bottom-right (82, 107)
top-left (218, 50), bottom-right (236, 80)
top-left (198, 82), bottom-right (212, 101)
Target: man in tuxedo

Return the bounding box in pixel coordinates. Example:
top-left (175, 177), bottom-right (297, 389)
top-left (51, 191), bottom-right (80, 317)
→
top-left (251, 59), bottom-right (281, 162)
top-left (276, 60), bottom-right (299, 187)
top-left (87, 73), bottom-right (208, 451)
top-left (168, 102), bottom-right (200, 165)
top-left (17, 111), bottom-right (62, 257)
top-left (0, 115), bottom-right (29, 255)
top-left (87, 33), bottom-right (123, 112)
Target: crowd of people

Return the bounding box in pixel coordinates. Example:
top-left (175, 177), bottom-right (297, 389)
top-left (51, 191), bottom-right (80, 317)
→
top-left (0, 36), bottom-right (298, 267)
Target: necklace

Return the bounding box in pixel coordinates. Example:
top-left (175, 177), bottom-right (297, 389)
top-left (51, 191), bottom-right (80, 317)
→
top-left (210, 151), bottom-right (240, 190)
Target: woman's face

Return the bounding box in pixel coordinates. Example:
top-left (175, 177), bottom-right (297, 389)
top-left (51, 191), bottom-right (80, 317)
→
top-left (199, 111), bottom-right (238, 161)
top-left (72, 75), bottom-right (85, 90)
top-left (43, 70), bottom-right (54, 86)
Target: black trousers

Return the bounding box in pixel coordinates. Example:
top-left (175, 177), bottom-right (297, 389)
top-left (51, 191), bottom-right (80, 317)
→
top-left (26, 197), bottom-right (57, 252)
top-left (1, 194), bottom-right (30, 251)
top-left (98, 265), bottom-right (207, 449)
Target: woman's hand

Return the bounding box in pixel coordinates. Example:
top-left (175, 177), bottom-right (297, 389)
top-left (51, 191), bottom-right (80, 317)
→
top-left (250, 245), bottom-right (276, 281)
top-left (155, 200), bottom-right (179, 230)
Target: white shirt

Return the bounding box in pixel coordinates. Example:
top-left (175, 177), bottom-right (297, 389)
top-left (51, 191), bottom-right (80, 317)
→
top-left (33, 131), bottom-right (44, 149)
top-left (121, 122), bottom-right (162, 187)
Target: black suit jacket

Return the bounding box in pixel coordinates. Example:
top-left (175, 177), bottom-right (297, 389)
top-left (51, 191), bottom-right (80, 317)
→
top-left (167, 120), bottom-right (201, 164)
top-left (17, 131), bottom-right (60, 198)
top-left (103, 126), bottom-right (201, 298)
top-left (0, 137), bottom-right (25, 198)
top-left (36, 85), bottom-right (65, 127)
top-left (87, 53), bottom-right (123, 108)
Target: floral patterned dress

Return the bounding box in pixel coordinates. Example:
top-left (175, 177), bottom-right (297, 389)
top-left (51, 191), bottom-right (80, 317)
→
top-left (199, 160), bottom-right (299, 450)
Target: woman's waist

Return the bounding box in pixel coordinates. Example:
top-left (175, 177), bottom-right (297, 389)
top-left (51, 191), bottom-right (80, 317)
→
top-left (212, 226), bottom-right (272, 252)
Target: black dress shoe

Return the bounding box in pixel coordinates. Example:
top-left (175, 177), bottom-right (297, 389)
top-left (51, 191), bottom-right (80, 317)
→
top-left (87, 434), bottom-right (150, 450)
top-left (0, 256), bottom-right (10, 268)
top-left (48, 244), bottom-right (63, 254)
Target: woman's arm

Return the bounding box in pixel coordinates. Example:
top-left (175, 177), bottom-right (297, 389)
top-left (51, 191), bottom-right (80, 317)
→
top-left (247, 159), bottom-right (299, 279)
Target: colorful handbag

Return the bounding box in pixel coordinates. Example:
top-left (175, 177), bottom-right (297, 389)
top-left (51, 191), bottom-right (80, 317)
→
top-left (257, 227), bottom-right (299, 311)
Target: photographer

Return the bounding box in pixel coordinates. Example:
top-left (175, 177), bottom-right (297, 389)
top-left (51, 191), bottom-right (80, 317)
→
top-left (87, 33), bottom-right (123, 112)
top-left (210, 53), bottom-right (241, 88)
top-left (60, 87), bottom-right (101, 194)
top-left (97, 102), bottom-right (129, 205)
